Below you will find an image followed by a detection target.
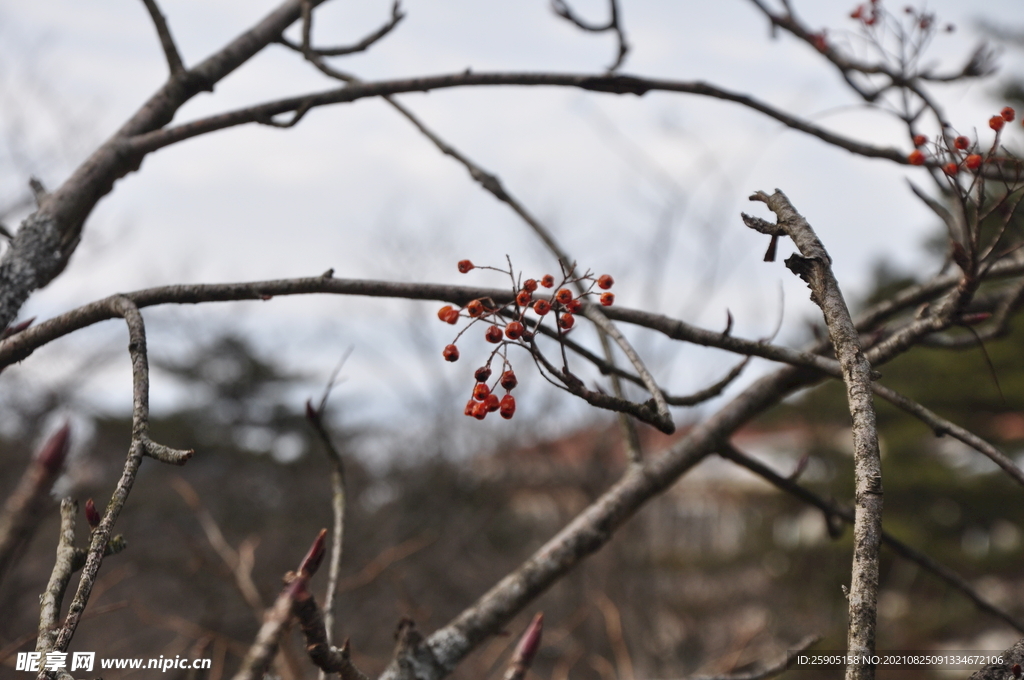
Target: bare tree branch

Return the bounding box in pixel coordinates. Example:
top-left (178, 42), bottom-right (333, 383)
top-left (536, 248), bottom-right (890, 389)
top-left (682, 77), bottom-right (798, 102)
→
top-left (35, 499), bottom-right (78, 659)
top-left (551, 0), bottom-right (629, 72)
top-left (742, 189), bottom-right (882, 680)
top-left (140, 0), bottom-right (186, 78)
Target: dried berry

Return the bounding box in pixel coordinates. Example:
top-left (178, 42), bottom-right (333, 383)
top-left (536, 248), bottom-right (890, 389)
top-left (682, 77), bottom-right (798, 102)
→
top-left (499, 394), bottom-right (516, 420)
top-left (474, 366), bottom-right (492, 383)
top-left (443, 344), bottom-right (460, 362)
top-left (523, 279), bottom-right (539, 292)
top-left (533, 299), bottom-right (552, 315)
top-left (464, 399), bottom-right (476, 416)
top-left (567, 299), bottom-right (582, 313)
top-left (540, 275), bottom-right (555, 288)
top-left (466, 299), bottom-right (485, 317)
top-left (943, 162), bottom-right (959, 176)
top-left (600, 292), bottom-right (615, 306)
top-left (484, 393), bottom-right (500, 412)
top-left (473, 383), bottom-right (491, 401)
top-left (559, 313), bottom-right (575, 330)
top-left (516, 290), bottom-right (532, 306)
top-left (965, 154), bottom-right (982, 170)
top-left (458, 259), bottom-right (474, 273)
top-left (555, 289), bottom-right (573, 305)
top-left (500, 370), bottom-right (518, 391)
top-left (990, 115), bottom-right (1005, 132)
top-left (472, 401), bottom-right (488, 420)
top-left (912, 134), bottom-right (927, 146)
top-left (485, 325), bottom-right (503, 343)
top-left (953, 135), bottom-right (970, 150)
top-left (597, 274), bottom-right (614, 289)
top-left (505, 321), bottom-right (525, 340)
top-left (907, 150), bottom-right (926, 165)
top-left (1002, 106), bottom-right (1016, 123)
top-left (438, 305), bottom-right (454, 322)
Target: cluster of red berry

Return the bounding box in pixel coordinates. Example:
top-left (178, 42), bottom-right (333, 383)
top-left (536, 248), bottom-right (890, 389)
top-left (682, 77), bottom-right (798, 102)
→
top-left (438, 259), bottom-right (616, 421)
top-left (907, 107), bottom-right (1017, 176)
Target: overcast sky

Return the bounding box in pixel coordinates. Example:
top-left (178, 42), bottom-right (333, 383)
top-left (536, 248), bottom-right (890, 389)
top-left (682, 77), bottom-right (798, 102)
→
top-left (0, 0), bottom-right (1021, 451)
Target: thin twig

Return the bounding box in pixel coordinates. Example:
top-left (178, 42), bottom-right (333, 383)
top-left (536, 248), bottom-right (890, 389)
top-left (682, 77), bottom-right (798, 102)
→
top-left (140, 0), bottom-right (186, 77)
top-left (684, 634), bottom-right (820, 680)
top-left (35, 499), bottom-right (78, 657)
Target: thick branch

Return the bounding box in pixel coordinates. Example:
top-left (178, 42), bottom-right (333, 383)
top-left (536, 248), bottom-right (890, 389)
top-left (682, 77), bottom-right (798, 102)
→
top-left (743, 189), bottom-right (882, 680)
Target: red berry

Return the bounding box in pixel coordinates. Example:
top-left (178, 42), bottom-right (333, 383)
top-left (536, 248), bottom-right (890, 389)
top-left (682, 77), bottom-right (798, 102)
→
top-left (473, 383), bottom-right (491, 401)
top-left (443, 344), bottom-right (460, 362)
top-left (523, 279), bottom-right (539, 293)
top-left (559, 313), bottom-right (575, 330)
top-left (438, 305), bottom-right (454, 322)
top-left (484, 394), bottom-right (500, 412)
top-left (521, 331), bottom-right (534, 342)
top-left (499, 394), bottom-right (516, 420)
top-left (907, 149), bottom-right (926, 166)
top-left (555, 289), bottom-right (573, 305)
top-left (953, 136), bottom-right (970, 150)
top-left (458, 259), bottom-right (474, 273)
top-left (472, 401), bottom-right (488, 420)
top-left (500, 370), bottom-right (518, 391)
top-left (965, 154), bottom-right (982, 170)
top-left (533, 299), bottom-right (551, 315)
top-left (912, 134), bottom-right (927, 146)
top-left (516, 290), bottom-right (532, 306)
top-left (505, 321), bottom-right (525, 340)
top-left (540, 275), bottom-right (555, 288)
top-left (597, 274), bottom-right (614, 289)
top-left (600, 292), bottom-right (615, 306)
top-left (1002, 106), bottom-right (1016, 122)
top-left (990, 115), bottom-right (1005, 131)
top-left (466, 299), bottom-right (484, 317)
top-left (485, 325), bottom-right (503, 343)
top-left (474, 366), bottom-right (492, 382)
top-left (943, 162), bottom-right (959, 177)
top-left (443, 308), bottom-right (460, 324)
top-left (464, 399), bottom-right (476, 416)
top-left (567, 299), bottom-right (582, 313)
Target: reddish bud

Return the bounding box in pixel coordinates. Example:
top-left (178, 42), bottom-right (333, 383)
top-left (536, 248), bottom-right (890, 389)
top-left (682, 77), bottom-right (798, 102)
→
top-left (505, 321), bottom-right (525, 340)
top-left (1012, 663), bottom-right (1021, 679)
top-left (458, 259), bottom-right (474, 274)
top-left (533, 299), bottom-right (551, 315)
top-left (523, 279), bottom-right (539, 293)
top-left (540, 275), bottom-right (555, 288)
top-left (958, 312), bottom-right (992, 325)
top-left (499, 394), bottom-right (516, 420)
top-left (299, 528), bottom-right (328, 577)
top-left (0, 317), bottom-right (35, 340)
top-left (37, 424), bottom-right (71, 475)
top-left (965, 154), bottom-right (983, 170)
top-left (511, 613), bottom-right (544, 669)
top-left (485, 325), bottom-right (503, 343)
top-left (466, 300), bottom-right (485, 317)
top-left (953, 135), bottom-right (970, 150)
top-left (500, 370), bottom-right (518, 391)
top-left (443, 344), bottom-right (460, 362)
top-left (912, 134), bottom-right (927, 146)
top-left (943, 162), bottom-right (959, 177)
top-left (516, 290), bottom-right (532, 307)
top-left (907, 149), bottom-right (926, 165)
top-left (1002, 106), bottom-right (1016, 123)
top-left (555, 289), bottom-right (573, 305)
top-left (558, 313), bottom-right (575, 330)
top-left (484, 393), bottom-right (500, 412)
top-left (990, 115), bottom-right (1005, 132)
top-left (473, 383), bottom-right (491, 401)
top-left (85, 498), bottom-right (101, 529)
top-left (600, 292), bottom-right (615, 306)
top-left (474, 366), bottom-right (492, 382)
top-left (597, 274), bottom-right (614, 289)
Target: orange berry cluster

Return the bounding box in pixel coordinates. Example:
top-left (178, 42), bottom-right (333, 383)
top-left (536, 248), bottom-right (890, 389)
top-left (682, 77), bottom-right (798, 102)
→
top-left (907, 107), bottom-right (1017, 176)
top-left (438, 259), bottom-right (617, 421)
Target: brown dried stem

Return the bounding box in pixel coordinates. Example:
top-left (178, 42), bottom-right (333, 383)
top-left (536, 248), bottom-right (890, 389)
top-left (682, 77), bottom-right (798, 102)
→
top-left (742, 189), bottom-right (881, 680)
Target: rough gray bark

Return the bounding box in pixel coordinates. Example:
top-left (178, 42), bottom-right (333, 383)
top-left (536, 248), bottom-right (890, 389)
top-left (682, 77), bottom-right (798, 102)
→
top-left (742, 190), bottom-right (883, 680)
